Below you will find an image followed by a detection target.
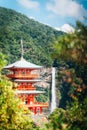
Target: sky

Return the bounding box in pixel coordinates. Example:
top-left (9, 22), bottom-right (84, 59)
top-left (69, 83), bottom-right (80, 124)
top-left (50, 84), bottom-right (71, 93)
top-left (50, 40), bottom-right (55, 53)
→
top-left (0, 0), bottom-right (87, 29)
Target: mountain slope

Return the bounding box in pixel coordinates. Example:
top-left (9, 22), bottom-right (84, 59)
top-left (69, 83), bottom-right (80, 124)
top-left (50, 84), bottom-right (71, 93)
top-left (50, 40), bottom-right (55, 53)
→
top-left (0, 7), bottom-right (64, 66)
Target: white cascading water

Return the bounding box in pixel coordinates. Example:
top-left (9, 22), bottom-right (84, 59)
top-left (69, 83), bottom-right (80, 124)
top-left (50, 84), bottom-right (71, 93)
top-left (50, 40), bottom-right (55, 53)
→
top-left (51, 67), bottom-right (56, 113)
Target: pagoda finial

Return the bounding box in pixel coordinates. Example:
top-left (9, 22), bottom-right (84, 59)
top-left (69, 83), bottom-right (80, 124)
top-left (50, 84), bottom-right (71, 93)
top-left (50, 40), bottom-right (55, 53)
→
top-left (21, 39), bottom-right (24, 59)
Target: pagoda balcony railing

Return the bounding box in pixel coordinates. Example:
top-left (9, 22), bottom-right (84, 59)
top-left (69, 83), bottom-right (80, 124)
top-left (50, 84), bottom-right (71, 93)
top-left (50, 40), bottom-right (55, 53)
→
top-left (26, 102), bottom-right (49, 107)
top-left (7, 74), bottom-right (39, 79)
top-left (17, 86), bottom-right (36, 90)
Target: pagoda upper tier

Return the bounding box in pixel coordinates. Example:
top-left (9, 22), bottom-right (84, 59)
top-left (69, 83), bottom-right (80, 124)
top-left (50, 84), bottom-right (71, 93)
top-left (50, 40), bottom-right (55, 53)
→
top-left (4, 57), bottom-right (42, 69)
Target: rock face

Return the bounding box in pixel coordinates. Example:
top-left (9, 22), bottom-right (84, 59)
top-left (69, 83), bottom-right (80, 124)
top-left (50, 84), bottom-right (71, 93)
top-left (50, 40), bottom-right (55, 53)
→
top-left (34, 67), bottom-right (52, 88)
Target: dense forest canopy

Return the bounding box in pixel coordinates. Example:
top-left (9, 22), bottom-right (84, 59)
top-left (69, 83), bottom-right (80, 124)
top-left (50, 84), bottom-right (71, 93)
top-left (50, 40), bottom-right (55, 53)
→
top-left (0, 7), bottom-right (64, 67)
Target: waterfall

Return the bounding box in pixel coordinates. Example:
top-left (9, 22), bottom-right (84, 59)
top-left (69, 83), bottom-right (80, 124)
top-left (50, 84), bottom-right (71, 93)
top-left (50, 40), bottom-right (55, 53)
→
top-left (51, 67), bottom-right (56, 113)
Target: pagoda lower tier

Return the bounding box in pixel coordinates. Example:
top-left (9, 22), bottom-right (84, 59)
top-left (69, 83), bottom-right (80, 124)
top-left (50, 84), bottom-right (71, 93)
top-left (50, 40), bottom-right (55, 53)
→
top-left (16, 90), bottom-right (48, 114)
top-left (27, 103), bottom-right (48, 114)
top-left (13, 79), bottom-right (49, 114)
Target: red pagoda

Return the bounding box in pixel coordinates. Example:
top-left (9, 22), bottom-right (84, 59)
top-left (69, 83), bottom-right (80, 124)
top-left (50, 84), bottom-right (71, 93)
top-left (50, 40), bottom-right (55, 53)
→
top-left (4, 40), bottom-right (48, 114)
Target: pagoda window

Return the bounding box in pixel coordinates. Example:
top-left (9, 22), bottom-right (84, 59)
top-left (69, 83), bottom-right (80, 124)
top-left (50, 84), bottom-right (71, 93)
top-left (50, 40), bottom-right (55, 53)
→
top-left (28, 83), bottom-right (32, 86)
top-left (22, 70), bottom-right (26, 75)
top-left (26, 70), bottom-right (31, 74)
top-left (23, 83), bottom-right (27, 86)
top-left (14, 71), bottom-right (19, 75)
top-left (16, 70), bottom-right (22, 75)
top-left (19, 82), bottom-right (23, 86)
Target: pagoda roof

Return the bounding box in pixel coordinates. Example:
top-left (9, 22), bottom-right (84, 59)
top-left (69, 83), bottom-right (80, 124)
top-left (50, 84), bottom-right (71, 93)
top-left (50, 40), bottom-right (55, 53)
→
top-left (4, 57), bottom-right (42, 69)
top-left (14, 79), bottom-right (41, 83)
top-left (16, 90), bottom-right (45, 94)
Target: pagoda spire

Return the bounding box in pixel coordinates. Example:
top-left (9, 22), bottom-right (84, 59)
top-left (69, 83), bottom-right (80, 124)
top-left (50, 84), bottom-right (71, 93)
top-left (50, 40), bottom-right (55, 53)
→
top-left (21, 39), bottom-right (24, 59)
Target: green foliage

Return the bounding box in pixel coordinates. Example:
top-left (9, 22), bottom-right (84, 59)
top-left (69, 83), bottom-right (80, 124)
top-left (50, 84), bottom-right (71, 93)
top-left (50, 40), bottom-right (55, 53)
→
top-left (0, 79), bottom-right (32, 130)
top-left (0, 52), bottom-right (7, 71)
top-left (52, 21), bottom-right (87, 64)
top-left (46, 108), bottom-right (67, 130)
top-left (0, 7), bottom-right (64, 67)
top-left (66, 98), bottom-right (87, 130)
top-left (35, 87), bottom-right (49, 102)
top-left (46, 98), bottom-right (87, 130)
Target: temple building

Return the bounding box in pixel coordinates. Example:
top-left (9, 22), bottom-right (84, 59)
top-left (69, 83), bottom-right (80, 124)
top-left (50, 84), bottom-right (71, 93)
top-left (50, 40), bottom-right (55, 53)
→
top-left (4, 40), bottom-right (48, 114)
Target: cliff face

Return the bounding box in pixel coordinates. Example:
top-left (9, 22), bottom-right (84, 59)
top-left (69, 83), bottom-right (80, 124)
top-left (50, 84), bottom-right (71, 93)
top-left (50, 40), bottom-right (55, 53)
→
top-left (34, 68), bottom-right (52, 88)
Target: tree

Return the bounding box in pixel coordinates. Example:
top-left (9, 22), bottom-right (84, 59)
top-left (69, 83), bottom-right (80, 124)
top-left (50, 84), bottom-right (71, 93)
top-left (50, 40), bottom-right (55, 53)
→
top-left (52, 21), bottom-right (87, 101)
top-left (46, 108), bottom-right (67, 130)
top-left (46, 99), bottom-right (87, 130)
top-left (52, 21), bottom-right (87, 64)
top-left (46, 21), bottom-right (87, 130)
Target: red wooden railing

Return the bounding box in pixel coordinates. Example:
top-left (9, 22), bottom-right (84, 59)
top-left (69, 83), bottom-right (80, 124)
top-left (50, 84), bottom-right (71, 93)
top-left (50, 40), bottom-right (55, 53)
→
top-left (7, 74), bottom-right (39, 79)
top-left (26, 102), bottom-right (49, 107)
top-left (17, 86), bottom-right (36, 90)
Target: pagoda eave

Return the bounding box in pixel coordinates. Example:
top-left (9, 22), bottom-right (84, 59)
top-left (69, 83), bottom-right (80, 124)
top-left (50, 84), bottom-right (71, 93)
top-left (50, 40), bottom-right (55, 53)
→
top-left (4, 57), bottom-right (42, 70)
top-left (15, 90), bottom-right (45, 94)
top-left (14, 79), bottom-right (41, 83)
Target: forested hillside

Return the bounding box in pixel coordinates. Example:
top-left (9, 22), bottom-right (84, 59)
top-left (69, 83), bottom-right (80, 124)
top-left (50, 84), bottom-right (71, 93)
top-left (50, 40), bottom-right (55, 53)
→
top-left (0, 7), bottom-right (64, 66)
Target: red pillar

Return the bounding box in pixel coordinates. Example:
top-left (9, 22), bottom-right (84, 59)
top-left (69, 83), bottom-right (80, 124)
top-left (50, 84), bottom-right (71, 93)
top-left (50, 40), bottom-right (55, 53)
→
top-left (27, 97), bottom-right (30, 104)
top-left (40, 107), bottom-right (42, 114)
